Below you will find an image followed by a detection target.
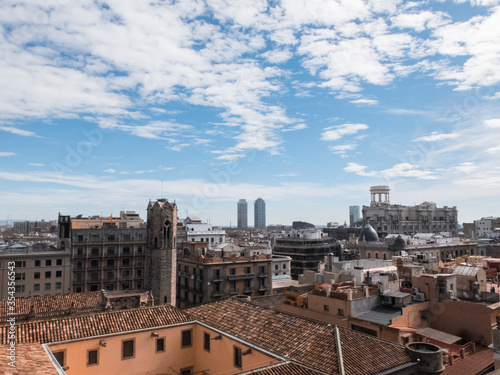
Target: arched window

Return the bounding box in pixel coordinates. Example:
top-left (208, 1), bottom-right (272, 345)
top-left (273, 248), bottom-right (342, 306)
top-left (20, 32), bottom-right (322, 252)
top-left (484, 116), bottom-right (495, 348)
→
top-left (383, 253), bottom-right (387, 260)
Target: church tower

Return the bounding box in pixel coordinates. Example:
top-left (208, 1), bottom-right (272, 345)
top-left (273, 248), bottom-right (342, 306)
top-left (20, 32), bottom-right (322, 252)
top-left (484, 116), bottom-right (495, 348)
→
top-left (146, 198), bottom-right (177, 305)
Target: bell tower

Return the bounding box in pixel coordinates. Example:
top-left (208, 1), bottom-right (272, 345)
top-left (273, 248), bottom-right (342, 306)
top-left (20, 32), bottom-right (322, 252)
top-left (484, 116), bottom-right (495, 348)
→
top-left (146, 198), bottom-right (177, 305)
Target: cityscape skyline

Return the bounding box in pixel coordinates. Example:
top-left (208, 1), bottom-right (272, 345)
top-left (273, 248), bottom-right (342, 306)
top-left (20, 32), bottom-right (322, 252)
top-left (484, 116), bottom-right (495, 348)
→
top-left (1, 1), bottom-right (500, 225)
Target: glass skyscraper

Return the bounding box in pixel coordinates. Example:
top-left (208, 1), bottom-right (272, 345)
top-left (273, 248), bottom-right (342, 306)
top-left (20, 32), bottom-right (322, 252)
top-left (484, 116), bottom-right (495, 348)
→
top-left (254, 198), bottom-right (266, 228)
top-left (237, 199), bottom-right (248, 228)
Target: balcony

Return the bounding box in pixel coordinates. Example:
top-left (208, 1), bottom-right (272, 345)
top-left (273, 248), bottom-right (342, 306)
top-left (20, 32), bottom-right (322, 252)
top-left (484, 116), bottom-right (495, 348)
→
top-left (258, 285), bottom-right (267, 291)
top-left (258, 273), bottom-right (267, 278)
top-left (212, 291), bottom-right (224, 297)
top-left (229, 288), bottom-right (239, 295)
top-left (243, 288), bottom-right (253, 294)
top-left (228, 273), bottom-right (255, 281)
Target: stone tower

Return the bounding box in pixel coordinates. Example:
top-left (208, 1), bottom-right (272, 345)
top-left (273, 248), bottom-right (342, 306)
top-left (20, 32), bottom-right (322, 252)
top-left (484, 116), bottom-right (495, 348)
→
top-left (146, 198), bottom-right (177, 306)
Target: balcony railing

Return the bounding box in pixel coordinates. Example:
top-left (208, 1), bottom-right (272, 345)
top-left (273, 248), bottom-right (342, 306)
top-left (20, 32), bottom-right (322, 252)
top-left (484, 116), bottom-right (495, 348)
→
top-left (228, 273), bottom-right (255, 280)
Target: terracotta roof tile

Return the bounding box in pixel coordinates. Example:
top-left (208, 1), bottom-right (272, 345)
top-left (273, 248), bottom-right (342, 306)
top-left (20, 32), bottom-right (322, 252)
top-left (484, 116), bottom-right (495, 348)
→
top-left (0, 343), bottom-right (60, 375)
top-left (238, 361), bottom-right (327, 374)
top-left (187, 298), bottom-right (412, 375)
top-left (0, 292), bottom-right (104, 324)
top-left (442, 346), bottom-right (494, 375)
top-left (0, 305), bottom-right (193, 345)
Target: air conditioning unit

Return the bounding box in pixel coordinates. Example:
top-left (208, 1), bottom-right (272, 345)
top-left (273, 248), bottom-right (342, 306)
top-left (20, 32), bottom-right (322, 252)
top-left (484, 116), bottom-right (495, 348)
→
top-left (382, 296), bottom-right (392, 305)
top-left (412, 288), bottom-right (419, 294)
top-left (415, 293), bottom-right (425, 302)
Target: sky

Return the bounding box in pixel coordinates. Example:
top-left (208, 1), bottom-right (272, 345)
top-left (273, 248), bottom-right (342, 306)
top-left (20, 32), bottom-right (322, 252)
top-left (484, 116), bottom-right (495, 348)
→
top-left (1, 0), bottom-right (500, 226)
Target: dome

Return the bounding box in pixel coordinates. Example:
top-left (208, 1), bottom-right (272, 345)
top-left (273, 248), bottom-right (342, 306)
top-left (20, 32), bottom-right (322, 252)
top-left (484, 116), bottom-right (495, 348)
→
top-left (359, 222), bottom-right (379, 242)
top-left (393, 235), bottom-right (406, 249)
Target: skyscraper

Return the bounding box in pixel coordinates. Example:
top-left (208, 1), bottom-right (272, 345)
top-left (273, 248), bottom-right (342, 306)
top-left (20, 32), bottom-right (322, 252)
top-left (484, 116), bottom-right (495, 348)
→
top-left (349, 205), bottom-right (361, 228)
top-left (254, 198), bottom-right (266, 228)
top-left (237, 199), bottom-right (248, 228)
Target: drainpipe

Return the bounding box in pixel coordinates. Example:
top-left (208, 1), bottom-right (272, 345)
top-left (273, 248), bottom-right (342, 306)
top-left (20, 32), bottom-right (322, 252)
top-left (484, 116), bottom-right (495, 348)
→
top-left (335, 325), bottom-right (345, 375)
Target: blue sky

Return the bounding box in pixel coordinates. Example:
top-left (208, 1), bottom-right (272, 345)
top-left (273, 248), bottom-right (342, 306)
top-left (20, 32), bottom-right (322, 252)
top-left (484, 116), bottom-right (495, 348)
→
top-left (1, 0), bottom-right (500, 226)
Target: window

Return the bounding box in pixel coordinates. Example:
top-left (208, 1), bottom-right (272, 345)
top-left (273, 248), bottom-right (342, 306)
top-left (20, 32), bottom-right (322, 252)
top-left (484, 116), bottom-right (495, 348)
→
top-left (180, 368), bottom-right (193, 375)
top-left (137, 234), bottom-right (143, 240)
top-left (122, 258), bottom-right (130, 267)
top-left (108, 234), bottom-right (115, 241)
top-left (245, 267), bottom-right (251, 274)
top-left (44, 283), bottom-right (51, 291)
top-left (35, 260), bottom-right (41, 267)
top-left (121, 282), bottom-right (129, 290)
top-left (77, 234), bottom-right (83, 242)
top-left (122, 339), bottom-right (135, 360)
top-left (275, 264), bottom-right (278, 270)
top-left (123, 247), bottom-right (131, 255)
top-left (122, 270), bottom-right (130, 278)
top-left (56, 271), bottom-right (62, 278)
top-left (91, 248), bottom-right (99, 256)
top-left (34, 284), bottom-right (40, 291)
top-left (283, 264), bottom-right (287, 269)
top-left (55, 282), bottom-right (62, 289)
top-left (15, 261), bottom-right (26, 268)
top-left (234, 346), bottom-right (242, 369)
top-left (137, 269), bottom-right (142, 277)
top-left (338, 309), bottom-right (344, 317)
top-left (107, 247), bottom-right (115, 256)
top-left (107, 259), bottom-right (115, 268)
top-left (92, 234), bottom-right (100, 241)
top-left (52, 350), bottom-right (65, 367)
top-left (156, 338), bottom-right (165, 353)
top-left (90, 259), bottom-right (99, 269)
top-left (90, 284), bottom-right (99, 291)
top-left (123, 234), bottom-right (131, 241)
top-left (181, 329), bottom-right (192, 348)
top-left (15, 285), bottom-right (25, 293)
top-left (91, 272), bottom-right (99, 282)
top-left (87, 349), bottom-right (98, 366)
top-left (323, 305), bottom-right (329, 312)
top-left (230, 268), bottom-right (236, 275)
top-left (77, 248), bottom-right (83, 256)
top-left (15, 273), bottom-right (25, 280)
top-left (137, 246), bottom-right (143, 254)
top-left (204, 332), bottom-right (210, 352)
top-left (56, 259), bottom-right (63, 266)
top-left (45, 271), bottom-right (51, 278)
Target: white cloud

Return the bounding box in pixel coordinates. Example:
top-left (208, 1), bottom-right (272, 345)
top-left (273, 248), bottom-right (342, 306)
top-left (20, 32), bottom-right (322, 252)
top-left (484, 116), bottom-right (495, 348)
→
top-left (413, 131), bottom-right (459, 142)
top-left (0, 126), bottom-right (41, 137)
top-left (0, 152), bottom-right (15, 157)
top-left (484, 118), bottom-right (500, 128)
top-left (349, 98), bottom-right (379, 105)
top-left (103, 169), bottom-right (116, 173)
top-left (29, 163), bottom-right (44, 167)
top-left (344, 162), bottom-right (437, 179)
top-left (391, 11), bottom-right (450, 32)
top-left (321, 123), bottom-right (368, 141)
top-left (329, 144), bottom-right (357, 155)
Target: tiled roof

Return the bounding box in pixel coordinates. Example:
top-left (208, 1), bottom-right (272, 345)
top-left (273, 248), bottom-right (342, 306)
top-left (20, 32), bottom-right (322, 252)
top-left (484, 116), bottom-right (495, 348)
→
top-left (238, 361), bottom-right (327, 374)
top-left (187, 298), bottom-right (413, 375)
top-left (0, 292), bottom-right (104, 324)
top-left (0, 343), bottom-right (60, 375)
top-left (442, 346), bottom-right (494, 375)
top-left (0, 305), bottom-right (193, 345)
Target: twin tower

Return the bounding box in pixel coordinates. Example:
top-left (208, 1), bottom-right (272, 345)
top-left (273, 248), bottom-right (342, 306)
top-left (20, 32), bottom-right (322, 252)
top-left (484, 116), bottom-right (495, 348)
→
top-left (145, 198), bottom-right (177, 305)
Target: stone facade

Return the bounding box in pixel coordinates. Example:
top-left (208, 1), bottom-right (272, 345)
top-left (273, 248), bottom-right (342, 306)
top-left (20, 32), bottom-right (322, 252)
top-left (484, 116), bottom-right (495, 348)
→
top-left (177, 241), bottom-right (272, 308)
top-left (362, 186), bottom-right (458, 237)
top-left (146, 199), bottom-right (177, 306)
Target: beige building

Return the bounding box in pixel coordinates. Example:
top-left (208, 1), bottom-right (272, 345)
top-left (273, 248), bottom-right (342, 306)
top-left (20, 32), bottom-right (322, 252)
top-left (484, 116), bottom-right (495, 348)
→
top-left (0, 244), bottom-right (71, 299)
top-left (362, 186), bottom-right (459, 236)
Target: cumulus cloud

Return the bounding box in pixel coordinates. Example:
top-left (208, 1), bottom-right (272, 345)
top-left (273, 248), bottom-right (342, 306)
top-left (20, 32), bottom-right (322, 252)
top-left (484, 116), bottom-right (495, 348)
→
top-left (321, 124), bottom-right (369, 141)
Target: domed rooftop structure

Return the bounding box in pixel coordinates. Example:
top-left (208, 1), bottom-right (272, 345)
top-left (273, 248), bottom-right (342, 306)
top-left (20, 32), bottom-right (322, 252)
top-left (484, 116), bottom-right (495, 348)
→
top-left (359, 222), bottom-right (379, 242)
top-left (393, 235), bottom-right (406, 248)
